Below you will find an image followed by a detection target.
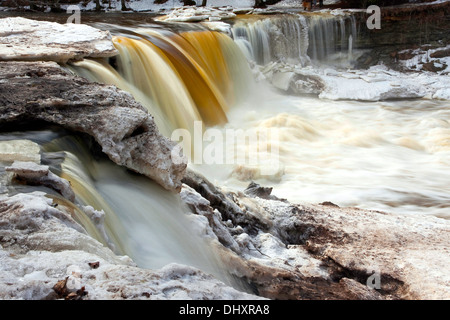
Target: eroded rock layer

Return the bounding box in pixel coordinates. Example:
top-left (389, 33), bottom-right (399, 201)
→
top-left (0, 61), bottom-right (186, 191)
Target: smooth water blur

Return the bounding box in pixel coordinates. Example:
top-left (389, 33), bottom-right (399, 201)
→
top-left (231, 12), bottom-right (361, 68)
top-left (65, 13), bottom-right (450, 220)
top-left (40, 134), bottom-right (236, 286)
top-left (0, 127), bottom-right (242, 287)
top-left (192, 84), bottom-right (450, 219)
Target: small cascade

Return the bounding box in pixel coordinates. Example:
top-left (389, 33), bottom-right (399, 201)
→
top-left (41, 134), bottom-right (234, 285)
top-left (232, 14), bottom-right (310, 66)
top-left (307, 13), bottom-right (359, 65)
top-left (230, 13), bottom-right (360, 68)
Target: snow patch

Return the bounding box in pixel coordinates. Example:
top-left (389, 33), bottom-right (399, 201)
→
top-left (0, 17), bottom-right (117, 62)
top-left (259, 62), bottom-right (450, 101)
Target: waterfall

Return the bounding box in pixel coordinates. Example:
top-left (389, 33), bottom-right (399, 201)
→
top-left (41, 133), bottom-right (236, 286)
top-left (69, 27), bottom-right (254, 136)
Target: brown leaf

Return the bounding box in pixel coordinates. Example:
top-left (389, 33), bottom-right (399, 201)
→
top-left (53, 277), bottom-right (69, 297)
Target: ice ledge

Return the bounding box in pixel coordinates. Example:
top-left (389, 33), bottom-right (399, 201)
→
top-left (0, 17), bottom-right (118, 63)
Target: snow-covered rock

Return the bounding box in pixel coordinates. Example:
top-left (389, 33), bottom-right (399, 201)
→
top-left (0, 191), bottom-right (261, 300)
top-left (0, 17), bottom-right (118, 63)
top-left (156, 6), bottom-right (236, 22)
top-left (0, 61), bottom-right (186, 192)
top-left (259, 62), bottom-right (450, 101)
top-left (6, 161), bottom-right (75, 201)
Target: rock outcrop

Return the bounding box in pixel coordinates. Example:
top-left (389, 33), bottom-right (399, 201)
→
top-left (181, 172), bottom-right (450, 300)
top-left (354, 1), bottom-right (450, 70)
top-left (0, 61), bottom-right (186, 192)
top-left (2, 156), bottom-right (449, 300)
top-left (6, 160), bottom-right (75, 201)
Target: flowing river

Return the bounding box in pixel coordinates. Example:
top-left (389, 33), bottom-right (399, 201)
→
top-left (65, 12), bottom-right (450, 219)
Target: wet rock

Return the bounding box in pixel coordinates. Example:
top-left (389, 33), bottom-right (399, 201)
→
top-left (353, 1), bottom-right (450, 68)
top-left (0, 61), bottom-right (186, 192)
top-left (244, 181), bottom-right (285, 201)
top-left (182, 173), bottom-right (450, 300)
top-left (88, 261), bottom-right (100, 269)
top-left (0, 140), bottom-right (41, 163)
top-left (319, 201), bottom-right (339, 207)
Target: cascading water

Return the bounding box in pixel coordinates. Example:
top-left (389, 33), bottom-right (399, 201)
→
top-left (230, 13), bottom-right (360, 68)
top-left (232, 14), bottom-right (310, 66)
top-left (68, 25), bottom-right (254, 136)
top-left (15, 131), bottom-right (240, 289)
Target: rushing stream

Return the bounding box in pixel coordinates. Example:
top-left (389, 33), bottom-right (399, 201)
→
top-left (65, 13), bottom-right (450, 219)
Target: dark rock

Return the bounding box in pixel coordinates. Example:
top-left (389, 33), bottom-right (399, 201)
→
top-left (430, 47), bottom-right (450, 58)
top-left (353, 2), bottom-right (450, 69)
top-left (421, 61), bottom-right (447, 72)
top-left (319, 201), bottom-right (340, 208)
top-left (244, 181), bottom-right (286, 201)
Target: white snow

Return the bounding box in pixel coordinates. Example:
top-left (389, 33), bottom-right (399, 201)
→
top-left (63, 0), bottom-right (254, 12)
top-left (0, 17), bottom-right (117, 62)
top-left (156, 6), bottom-right (236, 22)
top-left (0, 191), bottom-right (261, 300)
top-left (259, 62), bottom-right (450, 101)
top-left (0, 140), bottom-right (41, 164)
